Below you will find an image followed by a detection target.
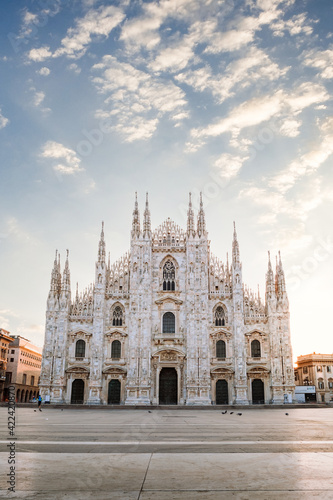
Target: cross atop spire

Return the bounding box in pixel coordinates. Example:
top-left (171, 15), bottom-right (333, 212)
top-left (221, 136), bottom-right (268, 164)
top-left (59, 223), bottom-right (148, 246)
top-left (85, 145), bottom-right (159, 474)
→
top-left (143, 192), bottom-right (151, 238)
top-left (187, 192), bottom-right (195, 237)
top-left (197, 192), bottom-right (206, 237)
top-left (131, 191), bottom-right (141, 238)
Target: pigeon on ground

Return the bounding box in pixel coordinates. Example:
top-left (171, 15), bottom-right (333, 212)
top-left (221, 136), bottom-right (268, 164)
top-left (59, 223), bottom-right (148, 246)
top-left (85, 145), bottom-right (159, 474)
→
top-left (230, 411), bottom-right (234, 414)
top-left (285, 413), bottom-right (289, 416)
top-left (221, 410), bottom-right (227, 414)
top-left (34, 410), bottom-right (36, 412)
top-left (148, 410), bottom-right (152, 413)
top-left (237, 413), bottom-right (242, 416)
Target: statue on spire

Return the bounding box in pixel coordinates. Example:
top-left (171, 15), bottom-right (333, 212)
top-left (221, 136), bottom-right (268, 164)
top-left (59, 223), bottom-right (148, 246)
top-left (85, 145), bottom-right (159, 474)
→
top-left (232, 221), bottom-right (240, 266)
top-left (143, 192), bottom-right (151, 238)
top-left (131, 192), bottom-right (141, 238)
top-left (187, 192), bottom-right (195, 237)
top-left (50, 249), bottom-right (61, 295)
top-left (265, 251), bottom-right (275, 301)
top-left (197, 192), bottom-right (206, 237)
top-left (98, 221), bottom-right (106, 263)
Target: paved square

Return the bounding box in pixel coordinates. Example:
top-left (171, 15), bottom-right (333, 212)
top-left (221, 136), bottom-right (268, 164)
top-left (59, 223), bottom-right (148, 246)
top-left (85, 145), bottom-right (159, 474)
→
top-left (1, 407), bottom-right (333, 498)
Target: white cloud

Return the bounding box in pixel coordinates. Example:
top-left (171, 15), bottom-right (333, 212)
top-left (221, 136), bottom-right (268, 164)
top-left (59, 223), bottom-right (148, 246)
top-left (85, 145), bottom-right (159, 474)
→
top-left (303, 48), bottom-right (333, 79)
top-left (120, 0), bottom-right (212, 52)
top-left (40, 141), bottom-right (83, 175)
top-left (279, 119), bottom-right (301, 137)
top-left (33, 91), bottom-right (45, 107)
top-left (37, 67), bottom-right (50, 76)
top-left (0, 108), bottom-right (9, 129)
top-left (189, 82), bottom-right (329, 147)
top-left (27, 6), bottom-right (125, 62)
top-left (176, 47), bottom-right (289, 104)
top-left (271, 12), bottom-right (314, 38)
top-left (92, 55), bottom-right (188, 141)
top-left (204, 2), bottom-right (284, 54)
top-left (214, 154), bottom-right (248, 179)
top-left (0, 309), bottom-right (19, 331)
top-left (149, 19), bottom-right (216, 73)
top-left (54, 5), bottom-right (125, 59)
top-left (28, 46), bottom-right (52, 62)
top-left (269, 117), bottom-right (333, 193)
top-left (67, 63), bottom-right (81, 74)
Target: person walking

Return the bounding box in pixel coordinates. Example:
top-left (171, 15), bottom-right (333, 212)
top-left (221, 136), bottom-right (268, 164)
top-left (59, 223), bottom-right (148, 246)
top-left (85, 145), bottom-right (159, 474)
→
top-left (38, 394), bottom-right (42, 411)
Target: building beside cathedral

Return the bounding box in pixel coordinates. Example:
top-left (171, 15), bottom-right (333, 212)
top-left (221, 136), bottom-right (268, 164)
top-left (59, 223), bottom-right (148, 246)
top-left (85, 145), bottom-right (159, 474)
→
top-left (39, 193), bottom-right (295, 405)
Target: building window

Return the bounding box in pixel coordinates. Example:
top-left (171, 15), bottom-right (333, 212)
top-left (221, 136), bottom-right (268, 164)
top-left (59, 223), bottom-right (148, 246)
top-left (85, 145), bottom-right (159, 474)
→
top-left (215, 306), bottom-right (225, 326)
top-left (318, 380), bottom-right (324, 389)
top-left (317, 366), bottom-right (322, 372)
top-left (303, 366), bottom-right (308, 374)
top-left (111, 340), bottom-right (121, 359)
top-left (251, 339), bottom-right (261, 358)
top-left (22, 374), bottom-right (27, 385)
top-left (162, 312), bottom-right (175, 334)
top-left (163, 260), bottom-right (175, 291)
top-left (327, 366), bottom-right (331, 373)
top-left (5, 372), bottom-right (12, 383)
top-left (216, 340), bottom-right (226, 359)
top-left (10, 358), bottom-right (14, 362)
top-left (328, 380), bottom-right (333, 389)
top-left (75, 339), bottom-right (86, 358)
top-left (112, 306), bottom-right (123, 326)
top-left (31, 376), bottom-right (35, 386)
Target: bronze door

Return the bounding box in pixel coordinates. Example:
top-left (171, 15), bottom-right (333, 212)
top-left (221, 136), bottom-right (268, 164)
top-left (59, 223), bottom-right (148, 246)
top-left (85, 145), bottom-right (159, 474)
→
top-left (252, 379), bottom-right (264, 404)
top-left (71, 379), bottom-right (84, 404)
top-left (159, 368), bottom-right (177, 405)
top-left (108, 379), bottom-right (121, 404)
top-left (216, 379), bottom-right (228, 404)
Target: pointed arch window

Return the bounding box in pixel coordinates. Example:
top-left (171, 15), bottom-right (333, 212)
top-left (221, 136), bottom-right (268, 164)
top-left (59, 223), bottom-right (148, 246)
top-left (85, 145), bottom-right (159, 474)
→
top-left (163, 312), bottom-right (175, 334)
top-left (251, 339), bottom-right (261, 358)
top-left (111, 340), bottom-right (121, 359)
top-left (112, 306), bottom-right (123, 326)
top-left (75, 339), bottom-right (86, 358)
top-left (216, 340), bottom-right (226, 359)
top-left (163, 260), bottom-right (175, 291)
top-left (215, 306), bottom-right (225, 326)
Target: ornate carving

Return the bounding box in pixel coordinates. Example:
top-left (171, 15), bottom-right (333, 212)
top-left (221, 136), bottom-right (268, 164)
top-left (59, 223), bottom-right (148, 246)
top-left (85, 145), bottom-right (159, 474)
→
top-left (161, 352), bottom-right (177, 361)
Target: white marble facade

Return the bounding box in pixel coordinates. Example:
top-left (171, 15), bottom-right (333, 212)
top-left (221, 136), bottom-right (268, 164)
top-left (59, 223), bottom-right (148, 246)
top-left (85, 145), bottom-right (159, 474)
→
top-left (39, 193), bottom-right (295, 405)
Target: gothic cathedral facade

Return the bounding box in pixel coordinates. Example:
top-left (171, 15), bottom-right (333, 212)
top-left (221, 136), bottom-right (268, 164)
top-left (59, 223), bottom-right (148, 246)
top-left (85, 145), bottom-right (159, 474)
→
top-left (39, 193), bottom-right (295, 405)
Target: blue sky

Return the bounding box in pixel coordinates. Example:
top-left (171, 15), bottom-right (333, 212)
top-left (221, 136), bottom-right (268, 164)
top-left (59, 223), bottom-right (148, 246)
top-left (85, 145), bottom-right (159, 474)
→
top-left (0, 0), bottom-right (332, 360)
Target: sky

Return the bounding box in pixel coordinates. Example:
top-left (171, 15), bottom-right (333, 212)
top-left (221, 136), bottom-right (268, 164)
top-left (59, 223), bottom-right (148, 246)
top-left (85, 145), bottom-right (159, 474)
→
top-left (0, 0), bottom-right (332, 361)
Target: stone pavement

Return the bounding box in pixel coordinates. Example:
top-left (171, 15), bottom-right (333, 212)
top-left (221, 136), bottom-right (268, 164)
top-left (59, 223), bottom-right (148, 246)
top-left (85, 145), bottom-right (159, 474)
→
top-left (1, 407), bottom-right (333, 499)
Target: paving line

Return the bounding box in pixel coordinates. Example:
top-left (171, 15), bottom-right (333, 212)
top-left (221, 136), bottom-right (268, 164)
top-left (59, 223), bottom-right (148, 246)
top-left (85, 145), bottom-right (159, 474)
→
top-left (1, 440), bottom-right (333, 445)
top-left (14, 422), bottom-right (317, 427)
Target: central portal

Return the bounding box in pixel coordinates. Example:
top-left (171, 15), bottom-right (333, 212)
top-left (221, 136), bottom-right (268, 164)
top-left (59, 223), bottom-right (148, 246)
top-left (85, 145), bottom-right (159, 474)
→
top-left (159, 367), bottom-right (178, 405)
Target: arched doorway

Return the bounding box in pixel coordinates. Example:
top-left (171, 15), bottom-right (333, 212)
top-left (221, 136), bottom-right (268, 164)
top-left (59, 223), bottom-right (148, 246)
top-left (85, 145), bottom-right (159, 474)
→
top-left (216, 379), bottom-right (228, 404)
top-left (71, 379), bottom-right (84, 404)
top-left (21, 390), bottom-right (25, 402)
top-left (252, 379), bottom-right (264, 404)
top-left (108, 380), bottom-right (121, 404)
top-left (159, 367), bottom-right (177, 405)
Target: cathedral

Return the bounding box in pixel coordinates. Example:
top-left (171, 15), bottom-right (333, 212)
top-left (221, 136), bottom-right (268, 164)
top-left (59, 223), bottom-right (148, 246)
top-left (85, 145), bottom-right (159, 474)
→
top-left (39, 193), bottom-right (295, 406)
